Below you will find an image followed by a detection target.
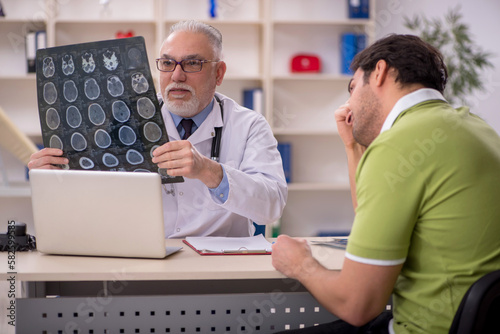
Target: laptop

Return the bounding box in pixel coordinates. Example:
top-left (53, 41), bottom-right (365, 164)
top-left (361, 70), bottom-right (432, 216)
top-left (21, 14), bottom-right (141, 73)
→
top-left (29, 169), bottom-right (182, 258)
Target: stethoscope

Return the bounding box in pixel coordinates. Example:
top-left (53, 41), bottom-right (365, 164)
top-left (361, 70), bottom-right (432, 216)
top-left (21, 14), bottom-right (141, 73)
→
top-left (159, 95), bottom-right (224, 162)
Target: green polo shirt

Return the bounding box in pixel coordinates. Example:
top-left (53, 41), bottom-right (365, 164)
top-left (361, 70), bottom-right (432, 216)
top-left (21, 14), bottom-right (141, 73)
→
top-left (346, 100), bottom-right (500, 333)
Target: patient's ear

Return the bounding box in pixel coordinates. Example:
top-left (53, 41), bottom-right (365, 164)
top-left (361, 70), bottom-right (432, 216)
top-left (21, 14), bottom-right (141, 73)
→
top-left (373, 60), bottom-right (390, 87)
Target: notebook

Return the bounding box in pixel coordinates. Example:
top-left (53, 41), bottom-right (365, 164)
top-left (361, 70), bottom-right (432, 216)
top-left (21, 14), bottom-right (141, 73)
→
top-left (29, 169), bottom-right (182, 258)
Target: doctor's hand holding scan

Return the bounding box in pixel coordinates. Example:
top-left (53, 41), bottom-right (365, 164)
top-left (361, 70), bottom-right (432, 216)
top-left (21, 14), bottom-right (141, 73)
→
top-left (28, 20), bottom-right (288, 238)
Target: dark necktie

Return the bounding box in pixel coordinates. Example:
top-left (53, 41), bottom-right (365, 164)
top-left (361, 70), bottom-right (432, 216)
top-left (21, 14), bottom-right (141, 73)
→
top-left (180, 118), bottom-right (194, 139)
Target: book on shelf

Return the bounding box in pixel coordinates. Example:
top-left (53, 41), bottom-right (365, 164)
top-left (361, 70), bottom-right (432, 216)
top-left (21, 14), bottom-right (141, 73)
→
top-left (277, 142), bottom-right (291, 183)
top-left (243, 88), bottom-right (263, 115)
top-left (347, 0), bottom-right (369, 19)
top-left (340, 33), bottom-right (367, 75)
top-left (0, 1), bottom-right (5, 17)
top-left (26, 30), bottom-right (46, 73)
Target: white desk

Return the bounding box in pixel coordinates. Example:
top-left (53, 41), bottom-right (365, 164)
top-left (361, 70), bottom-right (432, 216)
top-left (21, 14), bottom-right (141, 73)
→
top-left (1, 238), bottom-right (345, 333)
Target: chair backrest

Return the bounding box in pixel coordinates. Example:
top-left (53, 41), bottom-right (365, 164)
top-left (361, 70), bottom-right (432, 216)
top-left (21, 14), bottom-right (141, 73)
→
top-left (449, 269), bottom-right (500, 334)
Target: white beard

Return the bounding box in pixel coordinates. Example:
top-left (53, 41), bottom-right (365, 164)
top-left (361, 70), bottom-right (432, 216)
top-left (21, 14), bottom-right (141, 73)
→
top-left (163, 83), bottom-right (200, 118)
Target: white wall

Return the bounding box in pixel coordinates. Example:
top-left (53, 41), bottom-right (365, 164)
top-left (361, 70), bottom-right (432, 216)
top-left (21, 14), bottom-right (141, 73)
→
top-left (375, 0), bottom-right (500, 134)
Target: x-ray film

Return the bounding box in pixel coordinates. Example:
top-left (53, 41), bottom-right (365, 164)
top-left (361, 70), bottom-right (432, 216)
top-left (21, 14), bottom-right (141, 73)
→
top-left (35, 36), bottom-right (183, 184)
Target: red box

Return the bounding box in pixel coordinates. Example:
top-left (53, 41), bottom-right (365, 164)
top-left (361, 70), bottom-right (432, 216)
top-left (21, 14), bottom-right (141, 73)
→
top-left (291, 54), bottom-right (321, 73)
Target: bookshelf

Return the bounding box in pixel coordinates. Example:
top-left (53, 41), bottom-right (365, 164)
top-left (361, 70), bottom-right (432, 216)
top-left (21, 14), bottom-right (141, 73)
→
top-left (0, 0), bottom-right (375, 236)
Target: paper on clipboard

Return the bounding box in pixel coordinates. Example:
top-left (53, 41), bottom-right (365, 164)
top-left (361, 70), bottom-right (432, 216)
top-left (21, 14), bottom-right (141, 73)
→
top-left (183, 234), bottom-right (273, 255)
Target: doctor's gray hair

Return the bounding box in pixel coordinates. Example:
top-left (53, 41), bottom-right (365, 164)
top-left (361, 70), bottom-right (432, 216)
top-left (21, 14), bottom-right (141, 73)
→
top-left (168, 20), bottom-right (223, 60)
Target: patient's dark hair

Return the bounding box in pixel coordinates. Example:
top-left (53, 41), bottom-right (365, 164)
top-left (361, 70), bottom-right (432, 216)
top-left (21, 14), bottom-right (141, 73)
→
top-left (350, 34), bottom-right (448, 94)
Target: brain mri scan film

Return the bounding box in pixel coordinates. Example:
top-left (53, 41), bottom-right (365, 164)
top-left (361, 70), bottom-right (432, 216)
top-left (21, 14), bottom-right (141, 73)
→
top-left (42, 57), bottom-right (55, 78)
top-left (62, 54), bottom-right (75, 76)
top-left (35, 36), bottom-right (183, 184)
top-left (81, 52), bottom-right (96, 74)
top-left (84, 78), bottom-right (100, 100)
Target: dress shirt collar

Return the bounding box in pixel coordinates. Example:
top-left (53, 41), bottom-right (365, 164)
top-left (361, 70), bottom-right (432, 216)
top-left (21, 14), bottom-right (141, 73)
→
top-left (380, 88), bottom-right (447, 134)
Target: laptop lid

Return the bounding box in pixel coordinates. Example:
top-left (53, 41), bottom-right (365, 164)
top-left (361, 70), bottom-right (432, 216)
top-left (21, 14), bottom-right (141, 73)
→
top-left (29, 169), bottom-right (181, 258)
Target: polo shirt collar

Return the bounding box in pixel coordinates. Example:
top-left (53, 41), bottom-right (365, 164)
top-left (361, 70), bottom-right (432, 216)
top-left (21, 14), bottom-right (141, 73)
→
top-left (380, 88), bottom-right (447, 134)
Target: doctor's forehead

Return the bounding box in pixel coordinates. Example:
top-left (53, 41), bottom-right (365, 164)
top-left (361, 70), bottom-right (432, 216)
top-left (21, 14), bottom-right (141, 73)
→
top-left (161, 31), bottom-right (212, 57)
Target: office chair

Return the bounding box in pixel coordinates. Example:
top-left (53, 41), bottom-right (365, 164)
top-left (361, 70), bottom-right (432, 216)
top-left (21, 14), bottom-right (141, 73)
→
top-left (448, 269), bottom-right (500, 334)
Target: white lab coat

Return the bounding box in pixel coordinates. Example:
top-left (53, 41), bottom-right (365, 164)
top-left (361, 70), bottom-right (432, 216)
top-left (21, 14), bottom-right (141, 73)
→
top-left (159, 92), bottom-right (288, 238)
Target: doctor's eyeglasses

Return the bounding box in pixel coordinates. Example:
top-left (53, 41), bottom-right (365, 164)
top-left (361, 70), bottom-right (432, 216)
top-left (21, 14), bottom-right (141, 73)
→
top-left (156, 58), bottom-right (219, 73)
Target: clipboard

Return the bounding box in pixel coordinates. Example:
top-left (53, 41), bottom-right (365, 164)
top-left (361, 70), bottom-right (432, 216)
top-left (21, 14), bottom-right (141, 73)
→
top-left (183, 235), bottom-right (273, 255)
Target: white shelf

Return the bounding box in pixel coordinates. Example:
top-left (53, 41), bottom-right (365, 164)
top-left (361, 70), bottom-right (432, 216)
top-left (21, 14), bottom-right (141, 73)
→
top-left (273, 19), bottom-right (373, 26)
top-left (167, 19), bottom-right (265, 25)
top-left (0, 18), bottom-right (46, 24)
top-left (274, 129), bottom-right (338, 136)
top-left (0, 74), bottom-right (36, 80)
top-left (54, 19), bottom-right (156, 24)
top-left (0, 183), bottom-right (31, 198)
top-left (224, 74), bottom-right (263, 81)
top-left (273, 74), bottom-right (352, 81)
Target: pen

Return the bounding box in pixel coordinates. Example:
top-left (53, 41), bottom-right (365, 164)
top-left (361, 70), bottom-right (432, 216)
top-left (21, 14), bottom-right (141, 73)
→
top-left (223, 249), bottom-right (270, 254)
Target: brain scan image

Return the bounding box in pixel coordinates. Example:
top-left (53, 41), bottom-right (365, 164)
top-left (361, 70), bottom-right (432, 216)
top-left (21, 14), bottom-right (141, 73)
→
top-left (70, 132), bottom-right (87, 151)
top-left (62, 54), bottom-right (75, 76)
top-left (112, 100), bottom-right (130, 122)
top-left (94, 129), bottom-right (112, 149)
top-left (131, 72), bottom-right (149, 94)
top-left (102, 153), bottom-right (119, 167)
top-left (137, 97), bottom-right (156, 119)
top-left (88, 103), bottom-right (106, 126)
top-left (66, 105), bottom-right (82, 129)
top-left (143, 122), bottom-right (162, 142)
top-left (126, 149), bottom-right (144, 165)
top-left (150, 145), bottom-right (160, 158)
top-left (118, 125), bottom-right (137, 145)
top-left (84, 78), bottom-right (100, 100)
top-left (63, 80), bottom-right (78, 102)
top-left (103, 50), bottom-right (119, 71)
top-left (49, 135), bottom-right (63, 149)
top-left (81, 52), bottom-right (96, 73)
top-left (133, 169), bottom-right (150, 173)
top-left (107, 75), bottom-right (124, 97)
top-left (36, 37), bottom-right (180, 182)
top-left (42, 57), bottom-right (55, 78)
top-left (127, 47), bottom-right (142, 68)
top-left (43, 82), bottom-right (57, 105)
top-left (45, 108), bottom-right (60, 130)
top-left (79, 157), bottom-right (95, 169)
